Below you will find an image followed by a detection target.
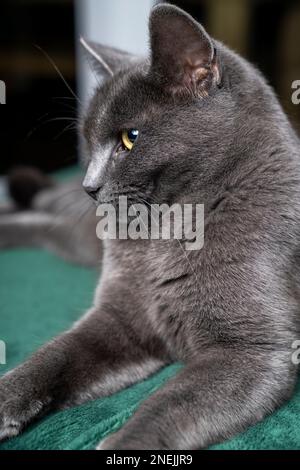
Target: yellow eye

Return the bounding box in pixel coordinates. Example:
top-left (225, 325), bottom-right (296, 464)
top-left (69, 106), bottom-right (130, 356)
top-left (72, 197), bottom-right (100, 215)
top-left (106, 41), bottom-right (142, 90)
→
top-left (121, 129), bottom-right (139, 151)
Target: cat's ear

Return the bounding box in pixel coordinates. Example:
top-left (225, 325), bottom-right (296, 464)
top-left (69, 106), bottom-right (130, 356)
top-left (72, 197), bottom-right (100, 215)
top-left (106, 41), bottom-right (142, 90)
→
top-left (149, 5), bottom-right (221, 96)
top-left (80, 38), bottom-right (136, 79)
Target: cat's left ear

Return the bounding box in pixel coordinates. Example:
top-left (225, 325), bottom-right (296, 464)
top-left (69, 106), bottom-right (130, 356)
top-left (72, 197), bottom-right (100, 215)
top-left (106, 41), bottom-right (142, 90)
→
top-left (149, 5), bottom-right (221, 96)
top-left (80, 38), bottom-right (136, 80)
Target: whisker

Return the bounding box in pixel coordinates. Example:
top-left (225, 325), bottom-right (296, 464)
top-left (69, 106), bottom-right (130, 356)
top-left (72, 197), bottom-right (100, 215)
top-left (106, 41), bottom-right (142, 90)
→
top-left (34, 44), bottom-right (82, 107)
top-left (27, 116), bottom-right (79, 140)
top-left (74, 201), bottom-right (94, 228)
top-left (47, 198), bottom-right (92, 235)
top-left (44, 117), bottom-right (80, 123)
top-left (54, 122), bottom-right (78, 140)
top-left (52, 96), bottom-right (78, 101)
top-left (52, 100), bottom-right (78, 114)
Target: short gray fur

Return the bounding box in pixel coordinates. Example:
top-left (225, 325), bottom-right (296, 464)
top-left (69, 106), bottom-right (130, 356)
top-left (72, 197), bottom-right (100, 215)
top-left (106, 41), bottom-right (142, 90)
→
top-left (0, 4), bottom-right (299, 449)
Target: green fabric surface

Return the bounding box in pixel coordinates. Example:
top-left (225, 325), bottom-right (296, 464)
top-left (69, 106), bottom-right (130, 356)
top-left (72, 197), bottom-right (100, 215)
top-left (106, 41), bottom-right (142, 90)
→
top-left (0, 248), bottom-right (299, 450)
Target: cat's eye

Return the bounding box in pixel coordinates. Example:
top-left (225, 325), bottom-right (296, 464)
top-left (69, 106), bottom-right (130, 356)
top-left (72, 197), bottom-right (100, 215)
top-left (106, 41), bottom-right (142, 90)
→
top-left (121, 129), bottom-right (139, 151)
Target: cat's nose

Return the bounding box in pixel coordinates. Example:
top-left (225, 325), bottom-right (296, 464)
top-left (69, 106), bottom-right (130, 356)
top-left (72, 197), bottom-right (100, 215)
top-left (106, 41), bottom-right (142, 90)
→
top-left (83, 185), bottom-right (101, 201)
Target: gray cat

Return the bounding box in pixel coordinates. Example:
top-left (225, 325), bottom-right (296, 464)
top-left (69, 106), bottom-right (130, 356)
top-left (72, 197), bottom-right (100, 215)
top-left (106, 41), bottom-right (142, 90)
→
top-left (0, 4), bottom-right (300, 450)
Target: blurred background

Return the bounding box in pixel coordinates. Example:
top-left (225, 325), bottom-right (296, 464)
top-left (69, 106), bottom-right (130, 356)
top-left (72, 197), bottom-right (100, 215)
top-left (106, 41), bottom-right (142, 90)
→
top-left (0, 0), bottom-right (300, 177)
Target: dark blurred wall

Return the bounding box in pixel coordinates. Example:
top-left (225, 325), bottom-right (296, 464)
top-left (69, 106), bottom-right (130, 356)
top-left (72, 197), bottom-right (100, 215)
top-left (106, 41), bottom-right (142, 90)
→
top-left (0, 0), bottom-right (77, 174)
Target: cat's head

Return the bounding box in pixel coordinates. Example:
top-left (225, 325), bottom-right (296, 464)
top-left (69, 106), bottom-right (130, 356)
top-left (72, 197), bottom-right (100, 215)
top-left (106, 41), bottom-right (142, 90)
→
top-left (81, 4), bottom-right (271, 206)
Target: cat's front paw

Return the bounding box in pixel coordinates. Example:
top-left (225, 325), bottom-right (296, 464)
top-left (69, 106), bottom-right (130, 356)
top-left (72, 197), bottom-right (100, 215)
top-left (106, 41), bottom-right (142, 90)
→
top-left (0, 369), bottom-right (51, 441)
top-left (97, 432), bottom-right (128, 450)
top-left (97, 430), bottom-right (152, 450)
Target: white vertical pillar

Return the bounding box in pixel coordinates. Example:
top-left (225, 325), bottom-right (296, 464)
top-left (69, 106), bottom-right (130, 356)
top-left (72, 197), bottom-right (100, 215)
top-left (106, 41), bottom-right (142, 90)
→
top-left (0, 340), bottom-right (6, 365)
top-left (0, 80), bottom-right (6, 104)
top-left (75, 0), bottom-right (155, 106)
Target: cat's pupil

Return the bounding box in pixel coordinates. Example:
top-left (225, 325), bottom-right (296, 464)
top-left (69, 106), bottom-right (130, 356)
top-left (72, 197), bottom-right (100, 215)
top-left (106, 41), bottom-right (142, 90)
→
top-left (128, 129), bottom-right (139, 143)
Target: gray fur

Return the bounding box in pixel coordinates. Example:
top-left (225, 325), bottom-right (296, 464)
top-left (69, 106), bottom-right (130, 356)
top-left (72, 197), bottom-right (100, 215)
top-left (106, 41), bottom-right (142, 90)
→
top-left (0, 178), bottom-right (101, 266)
top-left (0, 4), bottom-right (300, 449)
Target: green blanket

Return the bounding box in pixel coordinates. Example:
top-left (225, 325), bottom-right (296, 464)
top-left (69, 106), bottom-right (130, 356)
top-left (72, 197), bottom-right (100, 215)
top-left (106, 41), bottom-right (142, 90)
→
top-left (0, 248), bottom-right (299, 450)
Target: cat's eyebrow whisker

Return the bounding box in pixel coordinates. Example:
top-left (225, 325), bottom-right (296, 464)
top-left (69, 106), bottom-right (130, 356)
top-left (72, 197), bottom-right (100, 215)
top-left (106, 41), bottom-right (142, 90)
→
top-left (51, 96), bottom-right (81, 118)
top-left (54, 122), bottom-right (78, 140)
top-left (51, 99), bottom-right (79, 114)
top-left (26, 112), bottom-right (51, 139)
top-left (27, 116), bottom-right (80, 140)
top-left (34, 44), bottom-right (82, 107)
top-left (45, 117), bottom-right (80, 123)
top-left (52, 96), bottom-right (78, 102)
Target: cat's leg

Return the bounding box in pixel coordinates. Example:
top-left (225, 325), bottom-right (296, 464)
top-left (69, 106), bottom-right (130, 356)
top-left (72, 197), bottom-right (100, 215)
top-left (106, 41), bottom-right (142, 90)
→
top-left (0, 211), bottom-right (100, 266)
top-left (99, 346), bottom-right (297, 449)
top-left (0, 303), bottom-right (167, 441)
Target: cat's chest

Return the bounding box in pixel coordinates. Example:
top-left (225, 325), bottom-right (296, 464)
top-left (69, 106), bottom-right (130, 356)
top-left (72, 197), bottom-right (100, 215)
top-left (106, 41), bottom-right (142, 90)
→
top-left (105, 238), bottom-right (195, 283)
top-left (103, 239), bottom-right (206, 357)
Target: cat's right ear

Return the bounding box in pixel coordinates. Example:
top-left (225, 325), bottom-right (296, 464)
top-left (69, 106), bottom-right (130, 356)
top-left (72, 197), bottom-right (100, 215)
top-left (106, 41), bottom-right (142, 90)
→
top-left (80, 38), bottom-right (136, 80)
top-left (149, 5), bottom-right (221, 97)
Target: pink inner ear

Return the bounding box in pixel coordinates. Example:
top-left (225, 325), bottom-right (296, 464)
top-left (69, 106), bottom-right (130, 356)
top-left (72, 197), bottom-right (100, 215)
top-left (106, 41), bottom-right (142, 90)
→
top-left (181, 48), bottom-right (220, 92)
top-left (150, 6), bottom-right (220, 95)
top-left (182, 63), bottom-right (209, 91)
